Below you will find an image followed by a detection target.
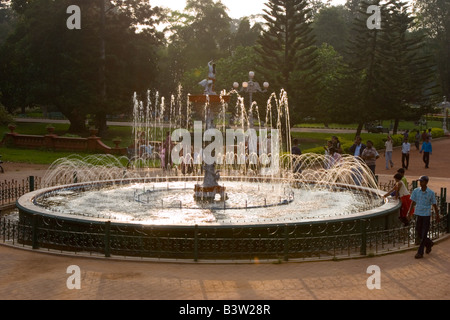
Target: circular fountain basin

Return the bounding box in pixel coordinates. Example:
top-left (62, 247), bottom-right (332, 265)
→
top-left (17, 177), bottom-right (396, 226)
top-left (16, 176), bottom-right (400, 259)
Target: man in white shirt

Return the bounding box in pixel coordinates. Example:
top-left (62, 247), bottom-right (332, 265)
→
top-left (384, 135), bottom-right (394, 169)
top-left (401, 138), bottom-right (411, 170)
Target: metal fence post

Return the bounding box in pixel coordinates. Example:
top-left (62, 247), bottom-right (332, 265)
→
top-left (29, 176), bottom-right (35, 192)
top-left (360, 219), bottom-right (367, 256)
top-left (104, 221), bottom-right (111, 257)
top-left (447, 203), bottom-right (450, 234)
top-left (440, 188), bottom-right (447, 212)
top-left (283, 224), bottom-right (289, 262)
top-left (194, 224), bottom-right (199, 262)
top-left (31, 214), bottom-right (39, 249)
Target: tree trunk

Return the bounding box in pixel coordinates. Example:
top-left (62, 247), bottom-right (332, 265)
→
top-left (66, 112), bottom-right (86, 134)
top-left (356, 122), bottom-right (364, 138)
top-left (393, 118), bottom-right (400, 135)
top-left (95, 111), bottom-right (108, 137)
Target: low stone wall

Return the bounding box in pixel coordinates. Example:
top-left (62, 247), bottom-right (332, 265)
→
top-left (1, 126), bottom-right (126, 155)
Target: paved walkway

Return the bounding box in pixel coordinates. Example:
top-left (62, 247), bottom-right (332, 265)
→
top-left (0, 238), bottom-right (449, 300)
top-left (0, 135), bottom-right (449, 301)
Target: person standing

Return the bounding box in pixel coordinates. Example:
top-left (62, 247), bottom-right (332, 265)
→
top-left (331, 136), bottom-right (343, 154)
top-left (384, 173), bottom-right (413, 226)
top-left (407, 176), bottom-right (440, 259)
top-left (414, 131), bottom-right (421, 150)
top-left (349, 136), bottom-right (366, 159)
top-left (401, 137), bottom-right (411, 170)
top-left (397, 168), bottom-right (408, 190)
top-left (384, 135), bottom-right (394, 169)
top-left (349, 136), bottom-right (367, 185)
top-left (324, 140), bottom-right (333, 169)
top-left (420, 136), bottom-right (433, 168)
top-left (361, 140), bottom-right (379, 176)
top-left (403, 129), bottom-right (409, 141)
top-left (291, 138), bottom-right (302, 174)
top-left (328, 147), bottom-right (342, 168)
top-left (421, 129), bottom-right (428, 142)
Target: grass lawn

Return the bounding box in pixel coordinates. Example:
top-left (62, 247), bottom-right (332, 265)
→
top-left (0, 123), bottom-right (133, 164)
top-left (0, 146), bottom-right (95, 164)
top-left (291, 131), bottom-right (393, 154)
top-left (1, 121), bottom-right (445, 164)
top-left (294, 120), bottom-right (443, 131)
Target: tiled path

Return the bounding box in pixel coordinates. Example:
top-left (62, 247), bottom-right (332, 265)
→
top-left (0, 237), bottom-right (449, 300)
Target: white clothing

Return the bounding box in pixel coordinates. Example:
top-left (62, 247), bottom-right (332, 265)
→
top-left (401, 142), bottom-right (411, 154)
top-left (398, 180), bottom-right (409, 198)
top-left (385, 140), bottom-right (393, 152)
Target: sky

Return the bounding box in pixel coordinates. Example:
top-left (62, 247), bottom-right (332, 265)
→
top-left (150, 0), bottom-right (348, 19)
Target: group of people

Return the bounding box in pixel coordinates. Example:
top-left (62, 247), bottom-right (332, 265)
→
top-left (348, 130), bottom-right (440, 260)
top-left (400, 129), bottom-right (434, 170)
top-left (294, 132), bottom-right (441, 260)
top-left (346, 129), bottom-right (435, 176)
top-left (383, 173), bottom-right (440, 259)
top-left (348, 136), bottom-right (380, 176)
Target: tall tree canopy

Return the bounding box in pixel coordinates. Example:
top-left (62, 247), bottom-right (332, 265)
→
top-left (256, 0), bottom-right (319, 124)
top-left (413, 0), bottom-right (450, 98)
top-left (0, 0), bottom-right (164, 133)
top-left (343, 0), bottom-right (435, 136)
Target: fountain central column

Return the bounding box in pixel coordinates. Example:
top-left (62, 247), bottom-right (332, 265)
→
top-left (189, 94), bottom-right (229, 201)
top-left (189, 60), bottom-right (230, 201)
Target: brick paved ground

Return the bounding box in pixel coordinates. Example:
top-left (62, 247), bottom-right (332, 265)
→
top-left (0, 137), bottom-right (449, 301)
top-left (0, 237), bottom-right (449, 300)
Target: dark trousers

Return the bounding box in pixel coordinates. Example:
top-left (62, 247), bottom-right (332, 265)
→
top-left (367, 165), bottom-right (376, 177)
top-left (423, 152), bottom-right (430, 168)
top-left (402, 153), bottom-right (409, 169)
top-left (416, 215), bottom-right (432, 255)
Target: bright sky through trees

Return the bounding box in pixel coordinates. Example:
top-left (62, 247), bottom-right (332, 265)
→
top-left (150, 0), bottom-right (350, 19)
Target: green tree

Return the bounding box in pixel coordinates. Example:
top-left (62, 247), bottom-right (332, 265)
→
top-left (233, 17), bottom-right (262, 48)
top-left (255, 0), bottom-right (319, 124)
top-left (313, 43), bottom-right (348, 126)
top-left (171, 0), bottom-right (232, 69)
top-left (312, 5), bottom-right (350, 58)
top-left (160, 0), bottom-right (232, 97)
top-left (343, 0), bottom-right (436, 136)
top-left (413, 0), bottom-right (450, 98)
top-left (0, 1), bottom-right (16, 45)
top-left (376, 1), bottom-right (436, 133)
top-left (0, 0), bottom-right (164, 133)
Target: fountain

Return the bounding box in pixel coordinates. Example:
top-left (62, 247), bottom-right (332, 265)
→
top-left (190, 60), bottom-right (228, 201)
top-left (15, 61), bottom-right (401, 259)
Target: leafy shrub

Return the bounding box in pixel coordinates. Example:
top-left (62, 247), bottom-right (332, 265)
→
top-left (0, 104), bottom-right (14, 126)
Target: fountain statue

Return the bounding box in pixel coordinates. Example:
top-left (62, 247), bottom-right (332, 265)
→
top-left (198, 60), bottom-right (217, 95)
top-left (190, 61), bottom-right (229, 201)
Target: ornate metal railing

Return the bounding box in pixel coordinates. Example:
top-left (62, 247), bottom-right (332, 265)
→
top-left (0, 177), bottom-right (41, 207)
top-left (1, 208), bottom-right (448, 262)
top-left (1, 177), bottom-right (449, 261)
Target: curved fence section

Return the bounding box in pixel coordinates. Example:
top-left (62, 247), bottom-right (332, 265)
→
top-left (1, 209), bottom-right (448, 262)
top-left (1, 176), bottom-right (449, 262)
